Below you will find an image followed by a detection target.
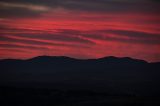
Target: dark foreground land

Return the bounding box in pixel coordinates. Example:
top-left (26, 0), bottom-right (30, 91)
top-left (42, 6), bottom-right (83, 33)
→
top-left (1, 86), bottom-right (160, 106)
top-left (0, 56), bottom-right (160, 105)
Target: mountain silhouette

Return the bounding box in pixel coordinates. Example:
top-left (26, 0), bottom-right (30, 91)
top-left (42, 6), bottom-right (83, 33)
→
top-left (0, 56), bottom-right (160, 96)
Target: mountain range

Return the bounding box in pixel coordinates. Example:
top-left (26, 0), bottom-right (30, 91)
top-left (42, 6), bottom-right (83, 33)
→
top-left (0, 56), bottom-right (160, 96)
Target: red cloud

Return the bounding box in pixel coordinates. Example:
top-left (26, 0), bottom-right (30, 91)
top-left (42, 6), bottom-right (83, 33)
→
top-left (0, 8), bottom-right (160, 62)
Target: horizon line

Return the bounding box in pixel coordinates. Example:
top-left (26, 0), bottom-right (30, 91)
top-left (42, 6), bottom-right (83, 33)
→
top-left (0, 55), bottom-right (157, 63)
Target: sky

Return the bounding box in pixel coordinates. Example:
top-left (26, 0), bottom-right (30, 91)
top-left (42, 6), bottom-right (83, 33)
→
top-left (0, 0), bottom-right (160, 62)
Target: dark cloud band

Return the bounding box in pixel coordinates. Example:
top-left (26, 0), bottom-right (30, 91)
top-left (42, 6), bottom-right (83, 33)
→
top-left (0, 0), bottom-right (159, 18)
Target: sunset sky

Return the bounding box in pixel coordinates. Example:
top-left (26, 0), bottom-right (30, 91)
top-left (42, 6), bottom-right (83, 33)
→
top-left (0, 0), bottom-right (160, 62)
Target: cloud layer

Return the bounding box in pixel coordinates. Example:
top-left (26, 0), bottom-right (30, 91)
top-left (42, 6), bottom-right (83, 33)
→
top-left (0, 0), bottom-right (160, 62)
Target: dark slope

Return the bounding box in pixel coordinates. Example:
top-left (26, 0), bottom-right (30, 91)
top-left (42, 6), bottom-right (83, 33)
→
top-left (0, 56), bottom-right (160, 96)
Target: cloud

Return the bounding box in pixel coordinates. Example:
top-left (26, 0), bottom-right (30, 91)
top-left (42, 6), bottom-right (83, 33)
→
top-left (56, 29), bottom-right (160, 45)
top-left (100, 29), bottom-right (160, 39)
top-left (1, 25), bottom-right (160, 46)
top-left (0, 0), bottom-right (159, 18)
top-left (0, 43), bottom-right (49, 51)
top-left (0, 28), bottom-right (160, 61)
top-left (0, 34), bottom-right (92, 49)
top-left (0, 25), bottom-right (95, 45)
top-left (0, 1), bottom-right (50, 18)
top-left (0, 8), bottom-right (42, 18)
top-left (0, 2), bottom-right (50, 12)
top-left (0, 0), bottom-right (159, 61)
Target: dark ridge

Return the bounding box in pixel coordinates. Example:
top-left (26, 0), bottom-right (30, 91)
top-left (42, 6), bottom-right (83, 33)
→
top-left (94, 56), bottom-right (148, 64)
top-left (0, 55), bottom-right (160, 97)
top-left (0, 55), bottom-right (149, 63)
top-left (28, 55), bottom-right (76, 60)
top-left (26, 55), bottom-right (77, 62)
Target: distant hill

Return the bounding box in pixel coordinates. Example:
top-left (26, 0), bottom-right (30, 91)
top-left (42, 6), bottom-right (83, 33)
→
top-left (0, 56), bottom-right (160, 96)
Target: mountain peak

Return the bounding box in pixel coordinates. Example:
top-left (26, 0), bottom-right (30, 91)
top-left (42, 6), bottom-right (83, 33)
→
top-left (96, 56), bottom-right (147, 64)
top-left (0, 55), bottom-right (149, 64)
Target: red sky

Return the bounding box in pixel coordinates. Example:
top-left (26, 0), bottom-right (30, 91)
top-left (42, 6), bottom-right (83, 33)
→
top-left (0, 0), bottom-right (160, 62)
